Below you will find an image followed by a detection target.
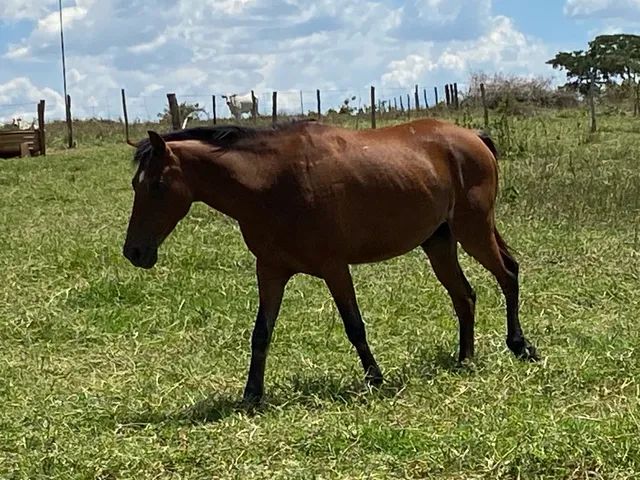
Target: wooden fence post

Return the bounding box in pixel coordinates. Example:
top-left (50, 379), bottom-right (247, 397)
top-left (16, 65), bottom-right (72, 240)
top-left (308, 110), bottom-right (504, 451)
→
top-left (453, 83), bottom-right (459, 109)
top-left (407, 94), bottom-right (411, 119)
top-left (414, 84), bottom-right (420, 111)
top-left (423, 89), bottom-right (429, 109)
top-left (167, 93), bottom-right (181, 130)
top-left (316, 89), bottom-right (321, 119)
top-left (65, 94), bottom-right (74, 148)
top-left (299, 90), bottom-right (304, 115)
top-left (399, 96), bottom-right (404, 112)
top-left (394, 98), bottom-right (398, 111)
top-left (588, 72), bottom-right (597, 133)
top-left (212, 95), bottom-right (217, 125)
top-left (480, 83), bottom-right (489, 129)
top-left (37, 100), bottom-right (46, 155)
top-left (445, 85), bottom-right (451, 107)
top-left (251, 90), bottom-right (257, 123)
top-left (121, 89), bottom-right (131, 145)
top-left (434, 86), bottom-right (439, 105)
top-left (272, 91), bottom-right (278, 125)
top-left (370, 86), bottom-right (376, 129)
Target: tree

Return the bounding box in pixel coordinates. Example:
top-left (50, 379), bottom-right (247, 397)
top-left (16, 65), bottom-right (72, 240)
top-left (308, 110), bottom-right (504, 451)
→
top-left (338, 96), bottom-right (358, 115)
top-left (157, 101), bottom-right (206, 124)
top-left (547, 50), bottom-right (600, 131)
top-left (589, 34), bottom-right (640, 115)
top-left (546, 50), bottom-right (602, 95)
top-left (548, 34), bottom-right (640, 117)
top-left (589, 34), bottom-right (640, 82)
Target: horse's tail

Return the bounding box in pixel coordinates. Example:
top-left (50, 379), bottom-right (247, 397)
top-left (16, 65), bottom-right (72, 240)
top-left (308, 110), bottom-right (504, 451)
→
top-left (477, 130), bottom-right (498, 160)
top-left (493, 226), bottom-right (515, 255)
top-left (475, 132), bottom-right (514, 254)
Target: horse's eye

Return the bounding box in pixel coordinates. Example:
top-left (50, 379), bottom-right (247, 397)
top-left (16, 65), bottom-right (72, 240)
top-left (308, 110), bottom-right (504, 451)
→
top-left (148, 180), bottom-right (167, 196)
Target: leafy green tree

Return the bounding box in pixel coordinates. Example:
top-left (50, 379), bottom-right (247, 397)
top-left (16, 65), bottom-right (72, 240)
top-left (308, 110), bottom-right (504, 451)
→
top-left (546, 50), bottom-right (602, 95)
top-left (547, 50), bottom-right (601, 131)
top-left (548, 34), bottom-right (640, 116)
top-left (589, 34), bottom-right (640, 82)
top-left (589, 34), bottom-right (640, 114)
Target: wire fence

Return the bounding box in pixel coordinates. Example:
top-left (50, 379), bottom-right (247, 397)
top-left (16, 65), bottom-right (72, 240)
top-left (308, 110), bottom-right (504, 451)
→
top-left (0, 83), bottom-right (475, 150)
top-left (0, 84), bottom-right (468, 125)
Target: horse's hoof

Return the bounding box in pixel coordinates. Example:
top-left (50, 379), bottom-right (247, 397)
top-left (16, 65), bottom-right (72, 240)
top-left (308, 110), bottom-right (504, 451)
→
top-left (365, 368), bottom-right (384, 387)
top-left (242, 387), bottom-right (264, 405)
top-left (507, 338), bottom-right (540, 362)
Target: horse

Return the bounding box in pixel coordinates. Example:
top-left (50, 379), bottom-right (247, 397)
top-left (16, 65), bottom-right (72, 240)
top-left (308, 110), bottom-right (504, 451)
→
top-left (122, 119), bottom-right (538, 403)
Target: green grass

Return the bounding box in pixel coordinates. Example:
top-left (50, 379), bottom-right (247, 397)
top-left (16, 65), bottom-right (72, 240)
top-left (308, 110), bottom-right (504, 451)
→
top-left (1, 110), bottom-right (640, 478)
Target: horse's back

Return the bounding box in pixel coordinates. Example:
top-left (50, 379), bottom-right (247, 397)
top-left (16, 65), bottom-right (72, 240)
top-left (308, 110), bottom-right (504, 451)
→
top-left (243, 120), bottom-right (499, 272)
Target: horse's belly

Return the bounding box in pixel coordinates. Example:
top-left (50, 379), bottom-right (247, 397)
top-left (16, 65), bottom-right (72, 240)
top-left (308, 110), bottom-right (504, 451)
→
top-left (337, 190), bottom-right (449, 264)
top-left (242, 162), bottom-right (452, 272)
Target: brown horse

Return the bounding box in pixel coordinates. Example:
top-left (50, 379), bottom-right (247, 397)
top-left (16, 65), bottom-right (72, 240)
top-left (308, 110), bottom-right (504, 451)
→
top-left (123, 119), bottom-right (538, 402)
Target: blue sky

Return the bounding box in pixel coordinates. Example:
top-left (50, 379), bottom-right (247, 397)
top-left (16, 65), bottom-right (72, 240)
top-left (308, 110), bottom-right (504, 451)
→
top-left (1, 0), bottom-right (639, 121)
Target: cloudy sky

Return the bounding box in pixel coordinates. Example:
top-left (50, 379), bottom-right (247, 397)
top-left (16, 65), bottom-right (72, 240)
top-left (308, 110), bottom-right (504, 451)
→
top-left (1, 0), bottom-right (639, 121)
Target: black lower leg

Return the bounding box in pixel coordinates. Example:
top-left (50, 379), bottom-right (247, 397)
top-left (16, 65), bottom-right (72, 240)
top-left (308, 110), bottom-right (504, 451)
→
top-left (336, 302), bottom-right (383, 385)
top-left (243, 307), bottom-right (273, 401)
top-left (500, 255), bottom-right (539, 361)
top-left (454, 281), bottom-right (476, 362)
top-left (423, 225), bottom-right (477, 362)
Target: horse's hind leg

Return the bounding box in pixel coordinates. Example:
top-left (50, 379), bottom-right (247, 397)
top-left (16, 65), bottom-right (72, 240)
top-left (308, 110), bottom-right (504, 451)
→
top-left (323, 264), bottom-right (383, 385)
top-left (422, 223), bottom-right (476, 362)
top-left (454, 218), bottom-right (539, 361)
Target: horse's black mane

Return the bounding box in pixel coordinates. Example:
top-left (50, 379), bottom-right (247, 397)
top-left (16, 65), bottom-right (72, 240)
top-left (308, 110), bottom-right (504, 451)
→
top-left (133, 119), bottom-right (316, 165)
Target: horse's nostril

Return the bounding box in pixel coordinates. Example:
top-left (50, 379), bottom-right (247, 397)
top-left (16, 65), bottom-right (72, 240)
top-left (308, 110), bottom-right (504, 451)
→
top-left (124, 245), bottom-right (141, 263)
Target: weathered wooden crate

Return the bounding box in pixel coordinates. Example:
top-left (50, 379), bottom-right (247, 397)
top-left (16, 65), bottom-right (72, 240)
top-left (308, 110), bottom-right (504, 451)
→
top-left (0, 129), bottom-right (43, 158)
top-left (0, 100), bottom-right (46, 159)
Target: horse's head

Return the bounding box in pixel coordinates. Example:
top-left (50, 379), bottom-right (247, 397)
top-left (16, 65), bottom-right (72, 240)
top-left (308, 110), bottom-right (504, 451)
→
top-left (123, 131), bottom-right (193, 269)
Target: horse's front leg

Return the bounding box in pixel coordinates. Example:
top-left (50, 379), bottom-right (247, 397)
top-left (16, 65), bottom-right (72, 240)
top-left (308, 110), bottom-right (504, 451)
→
top-left (243, 260), bottom-right (292, 403)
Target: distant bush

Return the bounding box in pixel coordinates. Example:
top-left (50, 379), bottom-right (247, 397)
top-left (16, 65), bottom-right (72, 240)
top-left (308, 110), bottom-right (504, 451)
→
top-left (463, 73), bottom-right (580, 113)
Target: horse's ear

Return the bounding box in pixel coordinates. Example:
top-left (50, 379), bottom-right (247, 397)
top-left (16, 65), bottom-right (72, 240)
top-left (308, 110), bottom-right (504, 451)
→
top-left (147, 131), bottom-right (167, 157)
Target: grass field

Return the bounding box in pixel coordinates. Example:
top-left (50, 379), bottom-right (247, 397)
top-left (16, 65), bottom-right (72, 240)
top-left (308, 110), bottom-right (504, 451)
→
top-left (1, 110), bottom-right (640, 478)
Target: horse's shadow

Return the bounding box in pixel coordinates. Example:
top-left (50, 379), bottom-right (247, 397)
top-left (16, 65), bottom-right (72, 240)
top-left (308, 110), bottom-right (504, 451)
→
top-left (117, 345), bottom-right (474, 427)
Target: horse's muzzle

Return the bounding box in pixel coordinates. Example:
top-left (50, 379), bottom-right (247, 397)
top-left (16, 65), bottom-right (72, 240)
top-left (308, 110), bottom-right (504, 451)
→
top-left (123, 244), bottom-right (158, 269)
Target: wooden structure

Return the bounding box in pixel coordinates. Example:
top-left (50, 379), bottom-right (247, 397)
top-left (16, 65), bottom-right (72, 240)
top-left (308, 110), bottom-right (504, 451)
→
top-left (0, 100), bottom-right (46, 159)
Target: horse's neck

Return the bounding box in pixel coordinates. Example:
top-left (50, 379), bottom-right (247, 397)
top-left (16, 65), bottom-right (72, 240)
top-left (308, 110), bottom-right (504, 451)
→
top-left (183, 148), bottom-right (266, 221)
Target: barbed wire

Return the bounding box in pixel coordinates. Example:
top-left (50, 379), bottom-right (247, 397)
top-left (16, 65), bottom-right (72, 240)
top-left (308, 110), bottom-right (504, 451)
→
top-left (0, 83), bottom-right (466, 122)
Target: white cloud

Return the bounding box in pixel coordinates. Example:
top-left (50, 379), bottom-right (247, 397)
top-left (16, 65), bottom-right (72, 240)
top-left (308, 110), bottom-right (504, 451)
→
top-left (564, 0), bottom-right (640, 20)
top-left (0, 0), bottom-right (558, 120)
top-left (382, 54), bottom-right (438, 86)
top-left (4, 45), bottom-right (30, 60)
top-left (0, 77), bottom-right (65, 123)
top-left (391, 0), bottom-right (492, 41)
top-left (0, 0), bottom-right (57, 20)
top-left (127, 35), bottom-right (168, 54)
top-left (382, 16), bottom-right (553, 87)
top-left (36, 3), bottom-right (90, 34)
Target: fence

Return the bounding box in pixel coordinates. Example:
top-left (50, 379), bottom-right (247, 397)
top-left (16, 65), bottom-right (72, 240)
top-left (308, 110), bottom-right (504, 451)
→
top-left (119, 84), bottom-right (465, 132)
top-left (1, 82), bottom-right (482, 148)
top-left (1, 84), bottom-right (464, 122)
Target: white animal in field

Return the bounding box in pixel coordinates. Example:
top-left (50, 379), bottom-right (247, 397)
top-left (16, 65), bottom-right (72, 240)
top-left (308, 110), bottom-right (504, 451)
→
top-left (222, 93), bottom-right (256, 120)
top-left (10, 118), bottom-right (36, 130)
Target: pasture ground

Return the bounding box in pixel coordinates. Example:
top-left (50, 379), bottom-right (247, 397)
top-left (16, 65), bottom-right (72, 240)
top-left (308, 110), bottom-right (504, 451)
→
top-left (1, 111), bottom-right (640, 479)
